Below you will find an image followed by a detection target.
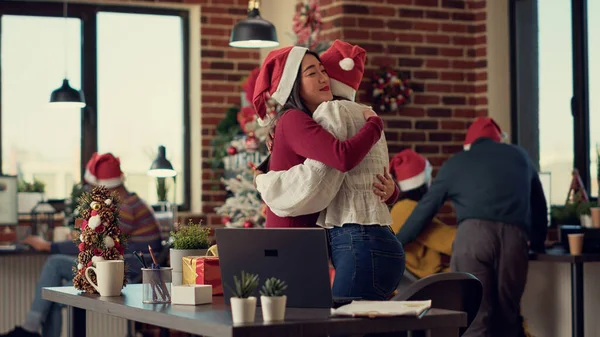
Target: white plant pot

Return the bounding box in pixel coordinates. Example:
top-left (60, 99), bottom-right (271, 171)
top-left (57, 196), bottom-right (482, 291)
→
top-left (169, 248), bottom-right (207, 286)
top-left (260, 295), bottom-right (287, 322)
top-left (230, 296), bottom-right (257, 324)
top-left (580, 215), bottom-right (593, 228)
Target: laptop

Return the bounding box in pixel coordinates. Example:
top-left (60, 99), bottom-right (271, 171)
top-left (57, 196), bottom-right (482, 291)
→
top-left (216, 227), bottom-right (344, 308)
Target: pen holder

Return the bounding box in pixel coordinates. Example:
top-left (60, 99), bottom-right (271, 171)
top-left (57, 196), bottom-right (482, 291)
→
top-left (142, 267), bottom-right (173, 304)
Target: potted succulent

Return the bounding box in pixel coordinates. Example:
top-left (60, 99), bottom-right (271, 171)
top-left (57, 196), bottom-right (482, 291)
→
top-left (227, 271), bottom-right (259, 324)
top-left (260, 277), bottom-right (288, 322)
top-left (169, 220), bottom-right (211, 285)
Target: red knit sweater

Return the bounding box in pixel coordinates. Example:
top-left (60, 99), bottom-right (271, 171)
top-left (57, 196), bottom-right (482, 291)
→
top-left (265, 109), bottom-right (387, 228)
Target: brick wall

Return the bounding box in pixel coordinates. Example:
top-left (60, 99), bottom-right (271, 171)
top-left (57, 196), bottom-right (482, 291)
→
top-left (319, 0), bottom-right (488, 225)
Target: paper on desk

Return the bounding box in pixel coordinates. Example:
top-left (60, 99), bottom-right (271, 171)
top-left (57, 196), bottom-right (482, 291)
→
top-left (330, 300), bottom-right (432, 318)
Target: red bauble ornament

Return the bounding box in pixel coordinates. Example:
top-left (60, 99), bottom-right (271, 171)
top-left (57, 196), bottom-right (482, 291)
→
top-left (221, 216), bottom-right (232, 225)
top-left (245, 133), bottom-right (260, 152)
top-left (227, 146), bottom-right (238, 155)
top-left (243, 221), bottom-right (253, 228)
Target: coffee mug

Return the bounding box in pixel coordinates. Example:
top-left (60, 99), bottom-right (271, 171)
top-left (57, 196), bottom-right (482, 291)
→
top-left (85, 260), bottom-right (124, 296)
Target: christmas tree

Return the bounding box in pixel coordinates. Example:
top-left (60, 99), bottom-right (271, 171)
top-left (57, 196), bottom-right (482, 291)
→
top-left (212, 67), bottom-right (270, 228)
top-left (72, 186), bottom-right (128, 294)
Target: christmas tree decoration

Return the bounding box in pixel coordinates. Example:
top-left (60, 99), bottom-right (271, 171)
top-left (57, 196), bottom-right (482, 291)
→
top-left (245, 133), bottom-right (260, 152)
top-left (243, 220), bottom-right (253, 228)
top-left (227, 146), bottom-right (238, 156)
top-left (215, 169), bottom-right (266, 228)
top-left (72, 186), bottom-right (128, 294)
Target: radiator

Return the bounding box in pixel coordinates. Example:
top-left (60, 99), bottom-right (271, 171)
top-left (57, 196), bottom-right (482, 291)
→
top-left (0, 254), bottom-right (128, 337)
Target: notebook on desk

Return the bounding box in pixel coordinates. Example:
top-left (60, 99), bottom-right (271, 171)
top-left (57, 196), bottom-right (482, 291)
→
top-left (216, 228), bottom-right (359, 308)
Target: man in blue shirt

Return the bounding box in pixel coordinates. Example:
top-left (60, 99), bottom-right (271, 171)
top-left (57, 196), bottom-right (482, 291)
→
top-left (396, 117), bottom-right (547, 337)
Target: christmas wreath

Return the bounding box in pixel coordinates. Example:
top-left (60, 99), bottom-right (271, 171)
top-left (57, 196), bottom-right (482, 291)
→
top-left (370, 67), bottom-right (413, 113)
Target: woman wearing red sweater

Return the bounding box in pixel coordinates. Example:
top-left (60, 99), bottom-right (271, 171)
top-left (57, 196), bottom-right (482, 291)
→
top-left (252, 46), bottom-right (404, 300)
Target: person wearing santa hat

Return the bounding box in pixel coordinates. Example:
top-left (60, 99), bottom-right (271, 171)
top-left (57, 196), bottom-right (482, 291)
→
top-left (395, 117), bottom-right (548, 337)
top-left (5, 153), bottom-right (162, 337)
top-left (388, 149), bottom-right (456, 279)
top-left (254, 40), bottom-right (404, 301)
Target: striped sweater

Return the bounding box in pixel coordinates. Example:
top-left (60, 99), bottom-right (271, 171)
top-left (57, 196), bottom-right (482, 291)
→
top-left (51, 192), bottom-right (162, 255)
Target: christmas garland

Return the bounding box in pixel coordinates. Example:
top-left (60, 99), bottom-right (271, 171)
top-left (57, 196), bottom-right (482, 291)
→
top-left (292, 0), bottom-right (330, 54)
top-left (72, 186), bottom-right (128, 294)
top-left (370, 67), bottom-right (413, 113)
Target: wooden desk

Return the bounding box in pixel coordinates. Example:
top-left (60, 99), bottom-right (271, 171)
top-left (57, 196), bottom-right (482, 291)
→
top-left (43, 284), bottom-right (467, 337)
top-left (529, 248), bottom-right (600, 337)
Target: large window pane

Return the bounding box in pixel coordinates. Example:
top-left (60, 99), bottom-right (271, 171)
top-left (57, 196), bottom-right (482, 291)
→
top-left (1, 15), bottom-right (82, 199)
top-left (588, 0), bottom-right (599, 198)
top-left (97, 12), bottom-right (184, 206)
top-left (538, 0), bottom-right (574, 205)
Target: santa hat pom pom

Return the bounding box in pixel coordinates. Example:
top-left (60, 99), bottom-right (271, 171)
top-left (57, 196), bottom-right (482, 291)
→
top-left (339, 57), bottom-right (355, 71)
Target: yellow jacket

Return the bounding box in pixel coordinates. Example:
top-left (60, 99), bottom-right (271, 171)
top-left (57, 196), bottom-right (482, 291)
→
top-left (390, 199), bottom-right (456, 279)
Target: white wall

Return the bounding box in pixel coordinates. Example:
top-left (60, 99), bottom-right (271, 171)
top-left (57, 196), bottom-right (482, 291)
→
top-left (258, 0), bottom-right (297, 63)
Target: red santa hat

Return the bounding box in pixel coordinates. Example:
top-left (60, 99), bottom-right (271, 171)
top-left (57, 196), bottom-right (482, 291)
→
top-left (252, 46), bottom-right (308, 126)
top-left (320, 40), bottom-right (366, 101)
top-left (389, 149), bottom-right (432, 192)
top-left (83, 153), bottom-right (124, 188)
top-left (463, 117), bottom-right (506, 150)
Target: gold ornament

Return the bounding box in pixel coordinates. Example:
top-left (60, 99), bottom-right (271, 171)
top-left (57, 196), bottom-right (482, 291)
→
top-left (90, 201), bottom-right (101, 211)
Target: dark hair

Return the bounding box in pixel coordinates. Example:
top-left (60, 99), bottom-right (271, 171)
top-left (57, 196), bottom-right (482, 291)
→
top-left (278, 50), bottom-right (323, 119)
top-left (400, 184), bottom-right (429, 202)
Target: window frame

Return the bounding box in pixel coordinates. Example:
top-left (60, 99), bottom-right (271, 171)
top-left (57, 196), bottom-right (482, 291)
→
top-left (0, 1), bottom-right (192, 211)
top-left (509, 0), bottom-right (592, 199)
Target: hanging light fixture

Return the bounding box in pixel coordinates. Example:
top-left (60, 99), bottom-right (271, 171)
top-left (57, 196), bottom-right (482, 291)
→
top-left (49, 0), bottom-right (86, 108)
top-left (229, 0), bottom-right (279, 49)
top-left (148, 145), bottom-right (177, 178)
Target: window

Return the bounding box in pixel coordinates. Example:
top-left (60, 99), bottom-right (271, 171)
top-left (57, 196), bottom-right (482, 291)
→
top-left (512, 0), bottom-right (594, 205)
top-left (1, 15), bottom-right (82, 199)
top-left (0, 2), bottom-right (192, 209)
top-left (96, 12), bottom-right (184, 205)
top-left (538, 0), bottom-right (574, 205)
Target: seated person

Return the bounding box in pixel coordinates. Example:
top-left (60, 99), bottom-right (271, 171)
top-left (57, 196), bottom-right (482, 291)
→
top-left (389, 149), bottom-right (456, 279)
top-left (3, 152), bottom-right (162, 337)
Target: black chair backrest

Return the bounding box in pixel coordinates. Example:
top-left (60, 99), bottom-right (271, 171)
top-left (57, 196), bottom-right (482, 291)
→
top-left (392, 272), bottom-right (482, 336)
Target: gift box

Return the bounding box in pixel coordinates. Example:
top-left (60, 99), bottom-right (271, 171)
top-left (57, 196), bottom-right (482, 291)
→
top-left (182, 256), bottom-right (223, 295)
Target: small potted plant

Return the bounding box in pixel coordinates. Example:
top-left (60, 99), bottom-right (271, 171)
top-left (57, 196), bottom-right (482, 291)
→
top-left (227, 271), bottom-right (259, 324)
top-left (169, 219), bottom-right (211, 285)
top-left (260, 277), bottom-right (288, 322)
top-left (17, 178), bottom-right (46, 213)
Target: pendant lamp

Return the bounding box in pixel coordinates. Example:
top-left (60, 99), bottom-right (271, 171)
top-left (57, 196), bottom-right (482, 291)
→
top-left (49, 0), bottom-right (86, 108)
top-left (148, 146), bottom-right (177, 178)
top-left (229, 0), bottom-right (279, 49)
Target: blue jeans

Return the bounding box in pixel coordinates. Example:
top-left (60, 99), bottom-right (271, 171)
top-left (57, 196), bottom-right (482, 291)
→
top-left (26, 254), bottom-right (75, 337)
top-left (327, 224), bottom-right (405, 300)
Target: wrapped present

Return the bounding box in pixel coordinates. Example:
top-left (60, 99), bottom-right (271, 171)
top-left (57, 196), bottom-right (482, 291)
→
top-left (182, 256), bottom-right (223, 295)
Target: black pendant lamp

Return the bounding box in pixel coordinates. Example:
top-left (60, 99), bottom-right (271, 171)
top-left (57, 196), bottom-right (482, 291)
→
top-left (230, 0), bottom-right (279, 48)
top-left (148, 146), bottom-right (177, 178)
top-left (49, 0), bottom-right (86, 109)
top-left (50, 79), bottom-right (86, 108)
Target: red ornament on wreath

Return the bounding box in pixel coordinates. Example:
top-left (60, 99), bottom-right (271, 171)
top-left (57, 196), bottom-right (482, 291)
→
top-left (221, 216), bottom-right (232, 225)
top-left (227, 146), bottom-right (238, 155)
top-left (243, 220), bottom-right (253, 228)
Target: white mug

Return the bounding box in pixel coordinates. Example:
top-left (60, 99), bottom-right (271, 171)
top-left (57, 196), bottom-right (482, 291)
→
top-left (85, 260), bottom-right (124, 296)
